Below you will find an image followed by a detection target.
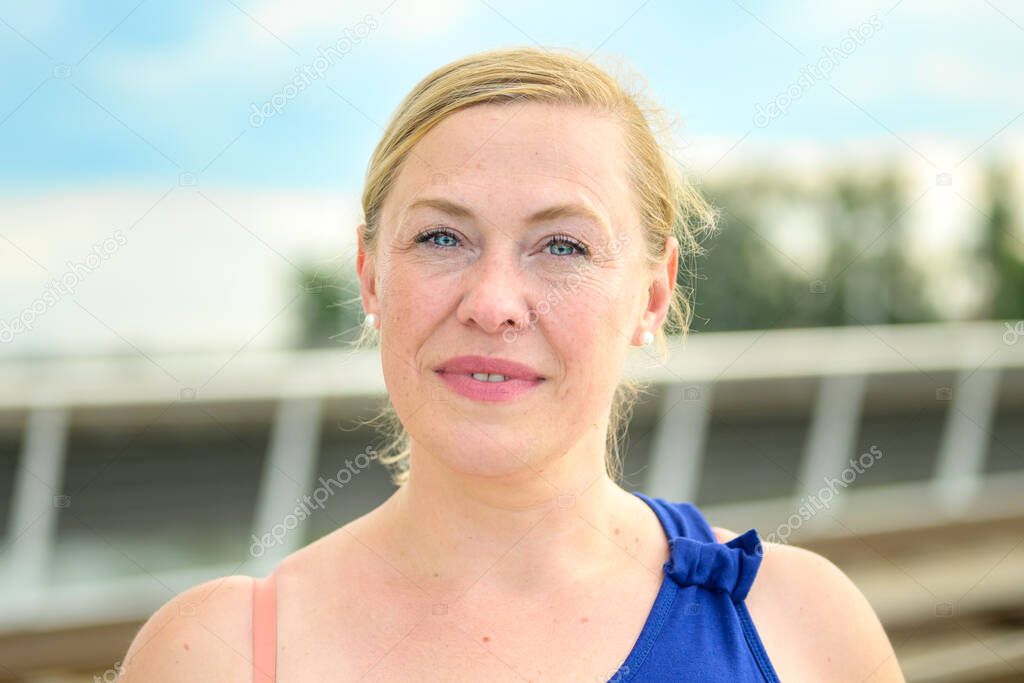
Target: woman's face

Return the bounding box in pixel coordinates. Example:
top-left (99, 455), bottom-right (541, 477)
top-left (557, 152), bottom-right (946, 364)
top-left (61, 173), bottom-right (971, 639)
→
top-left (357, 101), bottom-right (677, 479)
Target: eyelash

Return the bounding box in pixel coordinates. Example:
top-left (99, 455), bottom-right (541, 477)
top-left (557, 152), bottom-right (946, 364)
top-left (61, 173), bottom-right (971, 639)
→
top-left (413, 227), bottom-right (589, 257)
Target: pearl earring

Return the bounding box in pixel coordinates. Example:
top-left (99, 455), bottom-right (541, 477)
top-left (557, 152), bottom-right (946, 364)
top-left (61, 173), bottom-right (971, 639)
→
top-left (641, 330), bottom-right (654, 347)
top-left (364, 312), bottom-right (377, 328)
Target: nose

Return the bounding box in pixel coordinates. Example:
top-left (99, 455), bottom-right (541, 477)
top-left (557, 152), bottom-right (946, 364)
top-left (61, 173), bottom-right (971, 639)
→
top-left (455, 247), bottom-right (532, 335)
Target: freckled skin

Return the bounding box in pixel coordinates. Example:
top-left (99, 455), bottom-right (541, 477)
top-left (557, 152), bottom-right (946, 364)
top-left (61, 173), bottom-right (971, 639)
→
top-left (357, 101), bottom-right (676, 480)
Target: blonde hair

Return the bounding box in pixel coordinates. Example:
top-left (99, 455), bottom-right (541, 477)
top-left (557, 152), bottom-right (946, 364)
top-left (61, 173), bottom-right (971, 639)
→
top-left (349, 46), bottom-right (717, 487)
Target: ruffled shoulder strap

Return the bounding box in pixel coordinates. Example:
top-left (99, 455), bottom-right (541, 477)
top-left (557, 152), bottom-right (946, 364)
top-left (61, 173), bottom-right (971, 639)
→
top-left (632, 491), bottom-right (766, 603)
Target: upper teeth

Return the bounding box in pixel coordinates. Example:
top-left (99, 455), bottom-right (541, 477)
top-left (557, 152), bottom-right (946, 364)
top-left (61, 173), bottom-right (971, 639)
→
top-left (471, 372), bottom-right (508, 382)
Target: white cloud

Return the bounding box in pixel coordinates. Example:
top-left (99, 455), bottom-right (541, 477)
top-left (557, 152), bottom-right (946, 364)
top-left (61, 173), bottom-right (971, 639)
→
top-left (97, 0), bottom-right (477, 94)
top-left (250, 0), bottom-right (476, 42)
top-left (911, 51), bottom-right (1024, 105)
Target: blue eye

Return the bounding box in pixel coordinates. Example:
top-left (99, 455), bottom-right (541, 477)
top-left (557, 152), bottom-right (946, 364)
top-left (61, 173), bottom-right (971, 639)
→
top-left (546, 233), bottom-right (588, 258)
top-left (413, 228), bottom-right (588, 258)
top-left (414, 227), bottom-right (459, 249)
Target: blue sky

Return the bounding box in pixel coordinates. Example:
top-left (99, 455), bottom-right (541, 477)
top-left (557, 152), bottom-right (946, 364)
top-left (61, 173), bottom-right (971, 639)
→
top-left (2, 0), bottom-right (1022, 194)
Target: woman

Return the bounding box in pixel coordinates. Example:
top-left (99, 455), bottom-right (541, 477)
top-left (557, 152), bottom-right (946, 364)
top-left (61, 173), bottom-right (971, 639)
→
top-left (121, 46), bottom-right (903, 682)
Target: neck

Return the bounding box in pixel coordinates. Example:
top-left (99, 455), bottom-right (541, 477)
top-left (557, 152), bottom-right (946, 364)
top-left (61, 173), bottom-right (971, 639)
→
top-left (372, 437), bottom-right (659, 598)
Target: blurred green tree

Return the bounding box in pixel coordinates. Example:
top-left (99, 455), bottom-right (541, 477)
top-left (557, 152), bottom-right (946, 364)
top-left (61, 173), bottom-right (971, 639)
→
top-left (689, 179), bottom-right (805, 332)
top-left (978, 165), bottom-right (1024, 320)
top-left (691, 170), bottom-right (935, 333)
top-left (293, 261), bottom-right (363, 348)
top-left (819, 171), bottom-right (933, 326)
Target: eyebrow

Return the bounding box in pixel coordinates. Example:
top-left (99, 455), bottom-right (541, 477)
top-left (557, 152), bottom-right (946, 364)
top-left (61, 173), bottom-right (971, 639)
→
top-left (402, 197), bottom-right (609, 232)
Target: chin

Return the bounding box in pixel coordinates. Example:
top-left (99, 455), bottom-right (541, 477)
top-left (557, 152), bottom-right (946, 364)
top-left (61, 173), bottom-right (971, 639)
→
top-left (415, 426), bottom-right (547, 478)
top-left (446, 438), bottom-right (535, 476)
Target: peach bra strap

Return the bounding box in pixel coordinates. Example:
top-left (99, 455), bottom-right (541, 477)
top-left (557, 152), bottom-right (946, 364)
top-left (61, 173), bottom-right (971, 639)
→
top-left (252, 572), bottom-right (277, 683)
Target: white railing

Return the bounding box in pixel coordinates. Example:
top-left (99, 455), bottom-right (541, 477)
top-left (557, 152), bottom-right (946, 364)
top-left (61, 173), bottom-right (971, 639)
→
top-left (0, 319), bottom-right (1022, 639)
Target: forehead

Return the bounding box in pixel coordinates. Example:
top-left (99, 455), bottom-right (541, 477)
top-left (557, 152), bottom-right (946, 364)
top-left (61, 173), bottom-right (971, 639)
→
top-left (387, 102), bottom-right (634, 227)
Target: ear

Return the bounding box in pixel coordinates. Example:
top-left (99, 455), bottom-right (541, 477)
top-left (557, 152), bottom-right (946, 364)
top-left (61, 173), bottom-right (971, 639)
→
top-left (355, 223), bottom-right (379, 315)
top-left (638, 234), bottom-right (679, 339)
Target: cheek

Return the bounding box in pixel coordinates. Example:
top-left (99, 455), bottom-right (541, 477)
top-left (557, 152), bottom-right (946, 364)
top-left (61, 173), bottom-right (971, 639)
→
top-left (553, 267), bottom-right (633, 335)
top-left (545, 275), bottom-right (632, 388)
top-left (380, 265), bottom-right (451, 330)
top-left (377, 268), bottom-right (436, 387)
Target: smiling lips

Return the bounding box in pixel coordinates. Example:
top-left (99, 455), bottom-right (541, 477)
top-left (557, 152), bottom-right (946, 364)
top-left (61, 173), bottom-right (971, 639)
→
top-left (434, 355), bottom-right (545, 402)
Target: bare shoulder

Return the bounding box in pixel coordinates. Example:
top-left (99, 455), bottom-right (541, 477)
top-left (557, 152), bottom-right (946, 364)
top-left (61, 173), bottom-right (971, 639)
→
top-left (712, 526), bottom-right (905, 683)
top-left (119, 574), bottom-right (254, 682)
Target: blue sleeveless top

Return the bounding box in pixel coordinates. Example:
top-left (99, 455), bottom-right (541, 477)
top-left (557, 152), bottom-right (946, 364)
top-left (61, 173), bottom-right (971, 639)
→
top-left (611, 492), bottom-right (782, 682)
